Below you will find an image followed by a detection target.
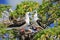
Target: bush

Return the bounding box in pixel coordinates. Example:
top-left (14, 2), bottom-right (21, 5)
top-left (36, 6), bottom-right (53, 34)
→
top-left (34, 26), bottom-right (60, 40)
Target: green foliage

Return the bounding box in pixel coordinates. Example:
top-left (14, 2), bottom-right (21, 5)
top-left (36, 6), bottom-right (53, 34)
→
top-left (36, 0), bottom-right (60, 28)
top-left (0, 23), bottom-right (13, 34)
top-left (0, 0), bottom-right (60, 40)
top-left (57, 19), bottom-right (60, 25)
top-left (0, 4), bottom-right (11, 18)
top-left (0, 23), bottom-right (7, 34)
top-left (0, 23), bottom-right (16, 39)
top-left (34, 26), bottom-right (60, 40)
top-left (16, 1), bottom-right (39, 17)
top-left (9, 0), bottom-right (60, 26)
top-left (34, 0), bottom-right (60, 40)
top-left (10, 10), bottom-right (18, 20)
top-left (0, 4), bottom-right (11, 12)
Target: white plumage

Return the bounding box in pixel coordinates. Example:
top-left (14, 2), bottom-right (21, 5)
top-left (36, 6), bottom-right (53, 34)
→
top-left (25, 12), bottom-right (30, 25)
top-left (34, 11), bottom-right (39, 21)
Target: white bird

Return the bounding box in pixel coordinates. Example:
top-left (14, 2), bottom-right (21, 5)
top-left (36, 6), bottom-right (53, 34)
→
top-left (33, 10), bottom-right (39, 21)
top-left (9, 8), bottom-right (13, 12)
top-left (25, 12), bottom-right (30, 25)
